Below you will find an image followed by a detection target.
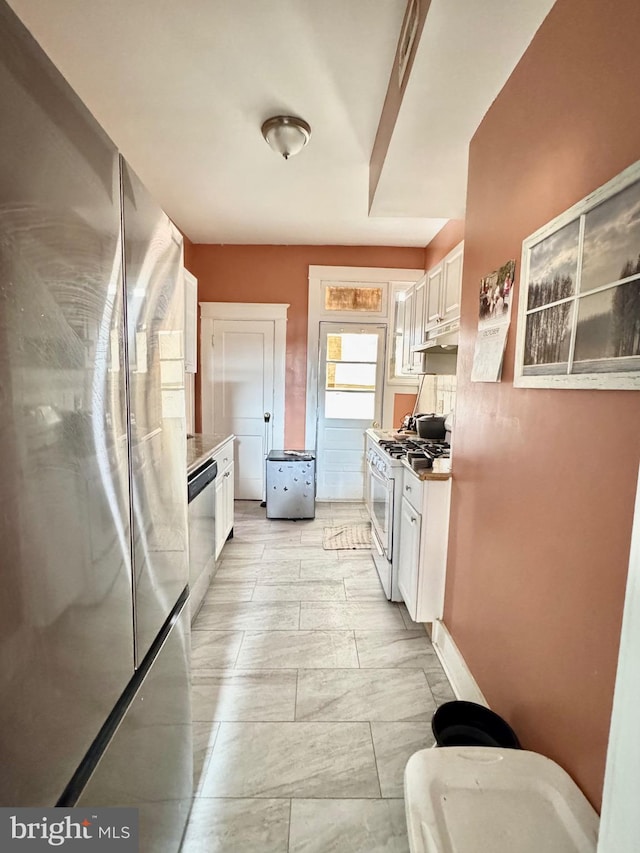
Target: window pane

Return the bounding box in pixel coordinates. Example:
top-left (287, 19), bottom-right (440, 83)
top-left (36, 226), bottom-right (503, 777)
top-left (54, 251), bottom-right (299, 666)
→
top-left (523, 302), bottom-right (574, 372)
top-left (527, 219), bottom-right (579, 309)
top-left (325, 391), bottom-right (375, 419)
top-left (326, 362), bottom-right (376, 390)
top-left (325, 286), bottom-right (383, 312)
top-left (327, 333), bottom-right (378, 363)
top-left (574, 279), bottom-right (640, 369)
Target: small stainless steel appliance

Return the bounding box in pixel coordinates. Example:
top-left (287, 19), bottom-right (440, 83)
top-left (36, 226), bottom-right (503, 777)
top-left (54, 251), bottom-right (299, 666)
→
top-left (266, 450), bottom-right (316, 519)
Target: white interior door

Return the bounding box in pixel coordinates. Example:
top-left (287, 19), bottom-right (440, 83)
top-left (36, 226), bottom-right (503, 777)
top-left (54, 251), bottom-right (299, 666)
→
top-left (316, 323), bottom-right (385, 501)
top-left (211, 320), bottom-right (274, 500)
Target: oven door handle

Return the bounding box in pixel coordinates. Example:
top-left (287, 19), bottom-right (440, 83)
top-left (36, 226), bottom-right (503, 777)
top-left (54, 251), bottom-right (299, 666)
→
top-left (368, 461), bottom-right (392, 491)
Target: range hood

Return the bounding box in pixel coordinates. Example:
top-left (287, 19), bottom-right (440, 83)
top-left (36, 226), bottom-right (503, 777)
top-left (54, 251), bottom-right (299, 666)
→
top-left (412, 319), bottom-right (459, 355)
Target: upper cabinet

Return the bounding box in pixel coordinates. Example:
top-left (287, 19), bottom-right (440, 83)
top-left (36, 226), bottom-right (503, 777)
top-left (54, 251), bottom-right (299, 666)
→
top-left (425, 242), bottom-right (464, 332)
top-left (401, 273), bottom-right (427, 374)
top-left (184, 269), bottom-right (197, 374)
top-left (400, 241), bottom-right (464, 373)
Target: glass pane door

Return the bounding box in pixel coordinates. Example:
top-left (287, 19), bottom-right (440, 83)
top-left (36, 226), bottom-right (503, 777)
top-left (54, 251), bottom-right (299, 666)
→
top-left (316, 323), bottom-right (385, 501)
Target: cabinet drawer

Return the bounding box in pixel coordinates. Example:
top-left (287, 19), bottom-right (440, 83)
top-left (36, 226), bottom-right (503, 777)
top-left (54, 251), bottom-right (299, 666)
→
top-left (402, 470), bottom-right (423, 513)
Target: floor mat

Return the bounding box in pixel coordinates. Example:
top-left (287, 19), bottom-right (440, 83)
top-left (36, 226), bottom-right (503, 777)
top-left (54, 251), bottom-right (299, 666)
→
top-left (322, 523), bottom-right (371, 550)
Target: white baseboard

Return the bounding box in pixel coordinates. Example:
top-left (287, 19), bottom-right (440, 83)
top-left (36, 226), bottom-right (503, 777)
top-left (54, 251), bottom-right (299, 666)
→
top-left (431, 620), bottom-right (488, 707)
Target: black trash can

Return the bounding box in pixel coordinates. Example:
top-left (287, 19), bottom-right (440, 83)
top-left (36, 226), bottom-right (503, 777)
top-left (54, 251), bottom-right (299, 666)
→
top-left (432, 701), bottom-right (521, 749)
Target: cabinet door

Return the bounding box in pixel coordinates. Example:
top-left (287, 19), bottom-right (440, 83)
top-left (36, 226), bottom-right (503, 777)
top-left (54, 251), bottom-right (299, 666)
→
top-left (397, 495), bottom-right (422, 620)
top-left (425, 264), bottom-right (443, 328)
top-left (184, 269), bottom-right (197, 373)
top-left (441, 246), bottom-right (463, 325)
top-left (410, 275), bottom-right (427, 369)
top-left (401, 285), bottom-right (415, 372)
top-left (222, 461), bottom-right (235, 541)
top-left (213, 475), bottom-right (225, 560)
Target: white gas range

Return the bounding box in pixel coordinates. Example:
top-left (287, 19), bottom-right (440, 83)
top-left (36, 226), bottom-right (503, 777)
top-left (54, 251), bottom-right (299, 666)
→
top-left (364, 429), bottom-right (451, 601)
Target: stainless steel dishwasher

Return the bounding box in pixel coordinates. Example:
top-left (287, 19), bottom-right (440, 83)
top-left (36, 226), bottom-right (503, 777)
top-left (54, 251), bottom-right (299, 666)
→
top-left (187, 457), bottom-right (217, 621)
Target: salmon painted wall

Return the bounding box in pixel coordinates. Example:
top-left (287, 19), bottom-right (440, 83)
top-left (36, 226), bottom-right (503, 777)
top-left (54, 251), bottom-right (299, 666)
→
top-left (188, 245), bottom-right (425, 443)
top-left (445, 0), bottom-right (640, 809)
top-left (424, 219), bottom-right (464, 269)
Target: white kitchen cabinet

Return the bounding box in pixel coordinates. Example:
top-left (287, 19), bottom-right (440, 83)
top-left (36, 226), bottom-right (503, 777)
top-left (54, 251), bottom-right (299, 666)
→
top-left (410, 275), bottom-right (426, 367)
top-left (401, 283), bottom-right (415, 372)
top-left (441, 243), bottom-right (463, 325)
top-left (213, 437), bottom-right (235, 559)
top-left (425, 264), bottom-right (444, 328)
top-left (425, 241), bottom-right (464, 331)
top-left (397, 466), bottom-right (451, 623)
top-left (184, 269), bottom-right (198, 373)
top-left (401, 274), bottom-right (427, 373)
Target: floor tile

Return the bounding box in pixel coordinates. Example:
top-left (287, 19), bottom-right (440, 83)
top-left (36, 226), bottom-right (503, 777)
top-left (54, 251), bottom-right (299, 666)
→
top-left (263, 546), bottom-right (338, 562)
top-left (252, 581), bottom-right (346, 601)
top-left (182, 499), bottom-right (456, 849)
top-left (337, 549), bottom-right (375, 561)
top-left (201, 722), bottom-right (380, 798)
top-left (344, 577), bottom-right (385, 600)
top-left (299, 558), bottom-right (377, 580)
top-left (425, 670), bottom-right (457, 705)
top-left (370, 722), bottom-right (435, 797)
top-left (195, 602), bottom-right (300, 631)
top-left (299, 530), bottom-right (324, 545)
top-left (235, 631), bottom-right (359, 669)
top-left (296, 669), bottom-right (434, 722)
top-left (202, 581), bottom-right (255, 602)
top-left (214, 561), bottom-right (301, 581)
top-left (219, 543), bottom-right (266, 560)
top-left (288, 798), bottom-right (409, 853)
top-left (311, 504), bottom-right (334, 517)
top-left (398, 603), bottom-right (424, 630)
top-left (300, 601), bottom-right (405, 630)
top-left (181, 799), bottom-right (290, 853)
top-left (355, 630), bottom-right (439, 669)
top-left (191, 670), bottom-right (297, 721)
top-left (233, 530), bottom-right (302, 545)
top-left (190, 631), bottom-right (244, 669)
top-left (192, 722), bottom-right (220, 792)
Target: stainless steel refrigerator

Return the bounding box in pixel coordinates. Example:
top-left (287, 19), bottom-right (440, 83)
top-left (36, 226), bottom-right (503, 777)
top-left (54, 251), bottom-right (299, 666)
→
top-left (0, 3), bottom-right (192, 850)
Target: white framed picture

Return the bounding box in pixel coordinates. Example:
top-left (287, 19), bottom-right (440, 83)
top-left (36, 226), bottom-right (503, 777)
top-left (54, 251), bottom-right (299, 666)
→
top-left (514, 160), bottom-right (640, 389)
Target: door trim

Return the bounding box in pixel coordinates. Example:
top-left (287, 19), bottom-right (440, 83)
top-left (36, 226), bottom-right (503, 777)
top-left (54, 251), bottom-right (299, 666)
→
top-left (200, 302), bottom-right (288, 454)
top-left (306, 266), bottom-right (423, 448)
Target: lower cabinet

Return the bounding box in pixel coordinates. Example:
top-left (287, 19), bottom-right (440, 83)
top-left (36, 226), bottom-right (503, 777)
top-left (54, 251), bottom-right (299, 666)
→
top-left (397, 469), bottom-right (451, 623)
top-left (213, 439), bottom-right (235, 560)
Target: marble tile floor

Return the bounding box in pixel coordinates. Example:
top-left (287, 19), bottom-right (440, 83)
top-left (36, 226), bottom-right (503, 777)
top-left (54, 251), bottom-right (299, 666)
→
top-left (180, 500), bottom-right (456, 853)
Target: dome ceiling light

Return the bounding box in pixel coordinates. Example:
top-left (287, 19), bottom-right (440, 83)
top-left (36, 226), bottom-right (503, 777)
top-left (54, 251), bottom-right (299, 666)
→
top-left (261, 115), bottom-right (311, 160)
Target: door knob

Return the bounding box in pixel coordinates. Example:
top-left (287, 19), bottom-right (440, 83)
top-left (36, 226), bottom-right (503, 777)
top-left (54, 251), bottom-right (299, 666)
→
top-left (372, 421), bottom-right (380, 428)
top-left (264, 412), bottom-right (271, 422)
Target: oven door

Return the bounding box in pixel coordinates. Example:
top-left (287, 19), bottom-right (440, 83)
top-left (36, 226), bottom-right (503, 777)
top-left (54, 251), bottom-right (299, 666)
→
top-left (367, 460), bottom-right (394, 559)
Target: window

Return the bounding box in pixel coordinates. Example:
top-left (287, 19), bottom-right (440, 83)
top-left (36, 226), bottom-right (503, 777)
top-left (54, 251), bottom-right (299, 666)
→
top-left (324, 333), bottom-right (378, 419)
top-left (323, 283), bottom-right (384, 313)
top-left (515, 161), bottom-right (640, 389)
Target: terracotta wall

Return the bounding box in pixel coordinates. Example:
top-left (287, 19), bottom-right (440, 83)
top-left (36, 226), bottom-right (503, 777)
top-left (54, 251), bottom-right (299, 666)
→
top-left (424, 219), bottom-right (464, 269)
top-left (445, 0), bottom-right (640, 809)
top-left (188, 245), bottom-right (424, 444)
top-left (393, 393), bottom-right (417, 429)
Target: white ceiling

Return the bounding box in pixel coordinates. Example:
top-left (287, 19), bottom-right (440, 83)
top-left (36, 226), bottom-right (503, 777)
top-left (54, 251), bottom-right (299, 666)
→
top-left (7, 0), bottom-right (555, 247)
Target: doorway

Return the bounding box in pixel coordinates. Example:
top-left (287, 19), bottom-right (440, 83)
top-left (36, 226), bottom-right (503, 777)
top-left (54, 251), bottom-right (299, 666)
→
top-left (200, 303), bottom-right (287, 501)
top-left (315, 323), bottom-right (385, 501)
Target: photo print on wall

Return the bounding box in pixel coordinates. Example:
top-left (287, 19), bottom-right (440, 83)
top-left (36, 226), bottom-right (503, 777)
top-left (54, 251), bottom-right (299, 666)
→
top-left (515, 160), bottom-right (640, 389)
top-left (472, 259), bottom-right (516, 383)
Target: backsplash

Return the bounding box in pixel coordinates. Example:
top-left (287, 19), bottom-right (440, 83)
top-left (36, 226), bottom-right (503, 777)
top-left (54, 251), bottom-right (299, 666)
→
top-left (417, 374), bottom-right (457, 417)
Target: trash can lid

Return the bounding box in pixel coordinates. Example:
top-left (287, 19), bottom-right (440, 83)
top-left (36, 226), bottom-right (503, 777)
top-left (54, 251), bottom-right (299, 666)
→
top-left (404, 747), bottom-right (598, 853)
top-left (432, 700), bottom-right (521, 749)
top-left (267, 450), bottom-right (315, 461)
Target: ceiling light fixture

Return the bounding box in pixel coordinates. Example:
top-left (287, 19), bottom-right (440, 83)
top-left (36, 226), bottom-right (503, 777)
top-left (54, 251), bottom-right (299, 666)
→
top-left (261, 115), bottom-right (311, 160)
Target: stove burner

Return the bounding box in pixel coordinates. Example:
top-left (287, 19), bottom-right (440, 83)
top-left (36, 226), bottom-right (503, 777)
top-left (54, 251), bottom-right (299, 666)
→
top-left (377, 436), bottom-right (450, 461)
